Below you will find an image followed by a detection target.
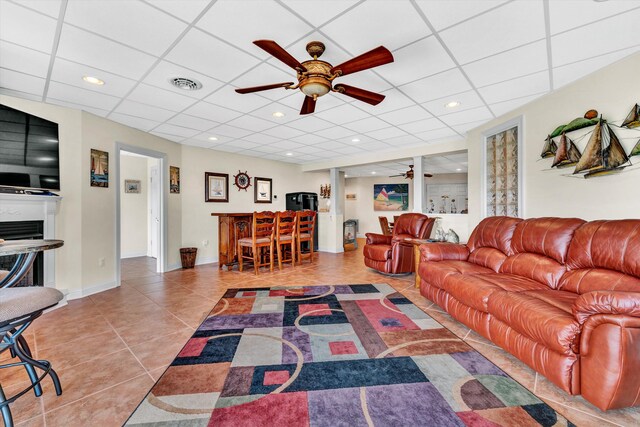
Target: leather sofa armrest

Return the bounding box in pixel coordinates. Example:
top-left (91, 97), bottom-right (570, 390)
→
top-left (573, 291), bottom-right (640, 324)
top-left (419, 243), bottom-right (470, 262)
top-left (365, 233), bottom-right (392, 245)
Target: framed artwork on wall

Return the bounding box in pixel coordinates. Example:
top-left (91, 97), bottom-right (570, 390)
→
top-left (482, 117), bottom-right (523, 218)
top-left (90, 148), bottom-right (109, 187)
top-left (205, 172), bottom-right (229, 202)
top-left (124, 179), bottom-right (141, 193)
top-left (254, 177), bottom-right (272, 203)
top-left (373, 183), bottom-right (409, 211)
top-left (169, 166), bottom-right (180, 194)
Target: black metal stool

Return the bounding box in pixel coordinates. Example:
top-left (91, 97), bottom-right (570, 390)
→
top-left (0, 287), bottom-right (64, 427)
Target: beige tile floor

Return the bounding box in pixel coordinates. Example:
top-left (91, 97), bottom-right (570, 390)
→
top-left (2, 243), bottom-right (639, 426)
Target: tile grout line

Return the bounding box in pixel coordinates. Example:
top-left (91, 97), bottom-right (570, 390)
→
top-left (100, 315), bottom-right (155, 383)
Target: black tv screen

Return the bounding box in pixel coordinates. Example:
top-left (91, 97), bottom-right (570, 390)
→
top-left (0, 104), bottom-right (60, 190)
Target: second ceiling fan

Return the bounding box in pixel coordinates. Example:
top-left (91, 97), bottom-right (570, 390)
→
top-left (235, 40), bottom-right (394, 115)
top-left (389, 165), bottom-right (433, 179)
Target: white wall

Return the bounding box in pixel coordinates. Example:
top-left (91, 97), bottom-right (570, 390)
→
top-left (120, 155), bottom-right (148, 258)
top-left (466, 53), bottom-right (640, 228)
top-left (180, 145), bottom-right (328, 265)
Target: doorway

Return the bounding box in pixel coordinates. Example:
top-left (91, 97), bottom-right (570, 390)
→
top-left (115, 143), bottom-right (168, 285)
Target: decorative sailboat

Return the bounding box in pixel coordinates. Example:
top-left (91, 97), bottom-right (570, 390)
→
top-left (573, 117), bottom-right (629, 178)
top-left (630, 139), bottom-right (640, 157)
top-left (551, 133), bottom-right (581, 168)
top-left (540, 135), bottom-right (557, 158)
top-left (621, 103), bottom-right (640, 128)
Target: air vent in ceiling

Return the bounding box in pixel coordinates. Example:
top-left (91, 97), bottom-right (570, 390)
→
top-left (169, 77), bottom-right (202, 91)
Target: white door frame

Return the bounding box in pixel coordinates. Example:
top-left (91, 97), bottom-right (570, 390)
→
top-left (148, 164), bottom-right (159, 259)
top-left (115, 143), bottom-right (168, 285)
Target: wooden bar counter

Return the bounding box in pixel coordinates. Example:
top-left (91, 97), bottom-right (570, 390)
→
top-left (211, 213), bottom-right (252, 270)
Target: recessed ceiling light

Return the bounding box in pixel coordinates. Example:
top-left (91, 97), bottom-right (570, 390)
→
top-left (351, 138), bottom-right (360, 143)
top-left (456, 168), bottom-right (462, 171)
top-left (371, 171), bottom-right (376, 175)
top-left (169, 77), bottom-right (202, 91)
top-left (208, 136), bottom-right (218, 141)
top-left (83, 76), bottom-right (104, 85)
top-left (285, 152), bottom-right (293, 156)
top-left (272, 111), bottom-right (285, 118)
top-left (445, 101), bottom-right (460, 109)
top-left (344, 174), bottom-right (349, 178)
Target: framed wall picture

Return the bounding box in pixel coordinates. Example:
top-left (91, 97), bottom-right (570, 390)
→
top-left (373, 183), bottom-right (409, 211)
top-left (254, 177), bottom-right (272, 203)
top-left (90, 148), bottom-right (109, 187)
top-left (169, 166), bottom-right (180, 194)
top-left (205, 172), bottom-right (229, 202)
top-left (124, 179), bottom-right (141, 193)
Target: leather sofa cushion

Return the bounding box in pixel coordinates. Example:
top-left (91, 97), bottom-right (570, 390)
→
top-left (499, 253), bottom-right (566, 289)
top-left (566, 220), bottom-right (640, 279)
top-left (468, 247), bottom-right (508, 271)
top-left (363, 244), bottom-right (391, 261)
top-left (443, 273), bottom-right (547, 312)
top-left (467, 216), bottom-right (522, 256)
top-left (488, 290), bottom-right (581, 355)
top-left (559, 268), bottom-right (640, 294)
top-left (510, 217), bottom-right (585, 264)
top-left (419, 261), bottom-right (493, 289)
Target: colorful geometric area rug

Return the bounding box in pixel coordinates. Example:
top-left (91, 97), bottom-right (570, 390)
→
top-left (126, 284), bottom-right (574, 426)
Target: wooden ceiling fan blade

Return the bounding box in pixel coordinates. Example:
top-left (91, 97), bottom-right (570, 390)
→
top-left (300, 96), bottom-right (316, 115)
top-left (235, 82), bottom-right (294, 94)
top-left (334, 84), bottom-right (385, 106)
top-left (389, 174), bottom-right (404, 177)
top-left (253, 40), bottom-right (307, 71)
top-left (330, 46), bottom-right (394, 77)
top-left (424, 173), bottom-right (433, 178)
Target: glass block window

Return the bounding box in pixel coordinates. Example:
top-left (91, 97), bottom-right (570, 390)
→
top-left (486, 126), bottom-right (519, 217)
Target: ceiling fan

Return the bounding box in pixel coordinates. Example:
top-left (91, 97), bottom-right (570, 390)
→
top-left (235, 40), bottom-right (394, 115)
top-left (389, 165), bottom-right (433, 179)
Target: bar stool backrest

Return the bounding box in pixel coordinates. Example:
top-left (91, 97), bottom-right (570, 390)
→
top-left (276, 210), bottom-right (297, 238)
top-left (296, 210), bottom-right (316, 238)
top-left (252, 211), bottom-right (276, 242)
top-left (378, 216), bottom-right (391, 236)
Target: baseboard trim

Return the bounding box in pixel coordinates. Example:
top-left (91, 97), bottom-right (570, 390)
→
top-left (318, 247), bottom-right (345, 254)
top-left (67, 280), bottom-right (118, 300)
top-left (121, 251), bottom-right (148, 259)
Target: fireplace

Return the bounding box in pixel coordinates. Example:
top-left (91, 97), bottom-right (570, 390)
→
top-left (0, 220), bottom-right (44, 286)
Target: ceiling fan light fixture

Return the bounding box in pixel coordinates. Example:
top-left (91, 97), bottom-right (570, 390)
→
top-left (299, 79), bottom-right (331, 99)
top-left (445, 100), bottom-right (460, 109)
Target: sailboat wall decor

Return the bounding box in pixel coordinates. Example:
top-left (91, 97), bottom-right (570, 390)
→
top-left (621, 103), bottom-right (640, 128)
top-left (630, 139), bottom-right (640, 157)
top-left (573, 117), bottom-right (629, 178)
top-left (552, 133), bottom-right (581, 168)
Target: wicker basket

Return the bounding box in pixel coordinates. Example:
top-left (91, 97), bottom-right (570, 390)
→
top-left (179, 247), bottom-right (197, 269)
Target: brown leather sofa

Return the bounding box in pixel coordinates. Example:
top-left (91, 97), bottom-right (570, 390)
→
top-left (364, 213), bottom-right (435, 274)
top-left (417, 216), bottom-right (640, 411)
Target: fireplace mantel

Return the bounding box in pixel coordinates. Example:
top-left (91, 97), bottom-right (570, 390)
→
top-left (0, 193), bottom-right (63, 289)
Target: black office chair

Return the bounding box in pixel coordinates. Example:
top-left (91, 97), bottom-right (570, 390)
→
top-left (0, 287), bottom-right (63, 427)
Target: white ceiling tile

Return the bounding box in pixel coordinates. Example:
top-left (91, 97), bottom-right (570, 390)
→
top-left (315, 103), bottom-right (370, 125)
top-left (294, 145), bottom-right (328, 155)
top-left (167, 114), bottom-right (218, 132)
top-left (211, 124), bottom-right (253, 139)
top-left (50, 58), bottom-right (137, 97)
top-left (478, 71), bottom-right (549, 104)
top-left (109, 112), bottom-right (160, 132)
top-left (268, 140), bottom-right (305, 150)
top-left (314, 126), bottom-right (357, 140)
top-left (226, 115), bottom-right (276, 133)
top-left (112, 99), bottom-right (177, 122)
top-left (150, 131), bottom-right (184, 142)
top-left (181, 138), bottom-right (213, 148)
top-left (165, 28), bottom-right (259, 82)
top-left (46, 98), bottom-right (109, 116)
top-left (208, 85), bottom-right (272, 112)
top-left (421, 90), bottom-right (485, 117)
top-left (415, 0), bottom-right (509, 31)
top-left (335, 69), bottom-right (393, 93)
top-left (47, 81), bottom-right (120, 111)
top-left (439, 106), bottom-right (493, 126)
top-left (399, 68), bottom-right (471, 103)
top-left (64, 0), bottom-right (187, 56)
top-left (127, 83), bottom-right (195, 112)
top-left (439, 0), bottom-right (545, 64)
top-left (287, 116), bottom-right (333, 132)
top-left (0, 87), bottom-right (41, 101)
top-left (488, 93), bottom-right (545, 117)
top-left (196, 0), bottom-right (312, 57)
top-left (355, 88), bottom-right (416, 115)
top-left (240, 133), bottom-right (280, 144)
top-left (0, 41), bottom-right (50, 77)
top-left (0, 68), bottom-right (45, 96)
top-left (322, 1), bottom-right (431, 54)
top-left (214, 143), bottom-right (246, 153)
top-left (343, 116), bottom-right (390, 133)
top-left (190, 132), bottom-right (234, 145)
top-left (0, 2), bottom-right (57, 53)
top-left (366, 126), bottom-right (409, 141)
top-left (232, 63), bottom-right (296, 101)
top-left (377, 37), bottom-right (455, 86)
top-left (289, 133), bottom-right (329, 145)
top-left (553, 48), bottom-right (640, 89)
top-left (549, 0), bottom-right (639, 35)
top-left (249, 103), bottom-right (300, 125)
top-left (551, 9), bottom-right (640, 67)
top-left (362, 141), bottom-right (392, 151)
top-left (311, 140), bottom-right (348, 151)
top-left (399, 117), bottom-right (447, 134)
top-left (281, 0), bottom-right (359, 27)
top-left (144, 0), bottom-right (211, 22)
top-left (184, 101), bottom-right (242, 123)
top-left (262, 125), bottom-right (305, 139)
top-left (333, 145), bottom-right (366, 155)
top-left (378, 105), bottom-right (432, 126)
top-left (56, 24), bottom-right (156, 80)
top-left (250, 144), bottom-right (283, 154)
top-left (451, 119), bottom-right (489, 134)
top-left (17, 0), bottom-right (62, 18)
top-left (384, 134), bottom-right (422, 146)
top-left (144, 60), bottom-right (224, 99)
top-left (226, 140), bottom-right (263, 151)
top-left (463, 40), bottom-right (548, 88)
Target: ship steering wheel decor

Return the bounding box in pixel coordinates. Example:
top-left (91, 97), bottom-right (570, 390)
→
top-left (233, 170), bottom-right (251, 191)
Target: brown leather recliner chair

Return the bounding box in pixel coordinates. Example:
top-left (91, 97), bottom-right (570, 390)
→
top-left (363, 213), bottom-right (435, 274)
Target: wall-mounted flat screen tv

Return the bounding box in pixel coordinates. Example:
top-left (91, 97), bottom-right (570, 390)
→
top-left (0, 104), bottom-right (60, 190)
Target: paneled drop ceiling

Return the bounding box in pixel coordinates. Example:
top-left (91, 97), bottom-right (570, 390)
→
top-left (341, 152), bottom-right (468, 177)
top-left (1, 0), bottom-right (638, 165)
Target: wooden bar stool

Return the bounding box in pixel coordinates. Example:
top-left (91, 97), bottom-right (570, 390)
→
top-left (237, 211), bottom-right (276, 274)
top-left (275, 210), bottom-right (297, 270)
top-left (296, 210), bottom-right (317, 265)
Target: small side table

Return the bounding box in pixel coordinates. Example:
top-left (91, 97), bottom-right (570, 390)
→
top-left (403, 238), bottom-right (431, 289)
top-left (0, 240), bottom-right (64, 288)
